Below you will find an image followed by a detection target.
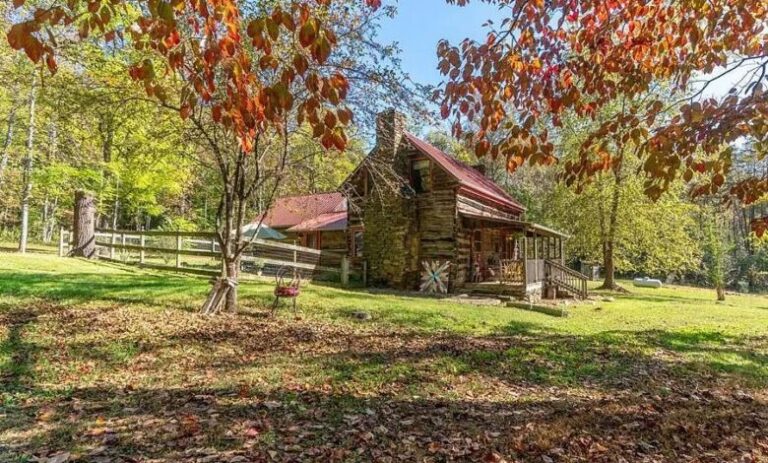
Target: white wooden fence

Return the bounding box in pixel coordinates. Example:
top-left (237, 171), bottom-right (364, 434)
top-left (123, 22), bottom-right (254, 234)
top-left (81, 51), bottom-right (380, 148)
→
top-left (59, 228), bottom-right (351, 284)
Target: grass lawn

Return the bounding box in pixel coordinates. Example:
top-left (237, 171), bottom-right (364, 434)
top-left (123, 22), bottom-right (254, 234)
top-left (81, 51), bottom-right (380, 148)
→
top-left (2, 253), bottom-right (768, 462)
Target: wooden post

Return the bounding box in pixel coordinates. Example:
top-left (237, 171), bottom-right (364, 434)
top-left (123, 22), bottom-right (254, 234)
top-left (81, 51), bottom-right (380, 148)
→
top-left (120, 232), bottom-right (126, 261)
top-left (521, 233), bottom-right (528, 285)
top-left (210, 236), bottom-right (217, 253)
top-left (139, 233), bottom-right (146, 264)
top-left (176, 231), bottom-right (182, 268)
top-left (363, 260), bottom-right (368, 287)
top-left (58, 227), bottom-right (66, 257)
top-left (71, 190), bottom-right (96, 258)
top-left (559, 237), bottom-right (565, 265)
top-left (293, 240), bottom-right (297, 263)
top-left (533, 232), bottom-right (539, 282)
top-left (341, 255), bottom-right (349, 286)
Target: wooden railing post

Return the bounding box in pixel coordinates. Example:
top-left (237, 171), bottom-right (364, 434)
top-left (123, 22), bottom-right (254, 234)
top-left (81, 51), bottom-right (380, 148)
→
top-left (521, 235), bottom-right (528, 286)
top-left (176, 231), bottom-right (182, 268)
top-left (110, 230), bottom-right (116, 259)
top-left (139, 233), bottom-right (146, 264)
top-left (341, 255), bottom-right (349, 286)
top-left (120, 232), bottom-right (126, 260)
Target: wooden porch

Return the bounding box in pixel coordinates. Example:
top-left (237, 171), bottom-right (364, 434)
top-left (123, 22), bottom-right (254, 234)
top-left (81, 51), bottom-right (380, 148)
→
top-left (459, 212), bottom-right (588, 299)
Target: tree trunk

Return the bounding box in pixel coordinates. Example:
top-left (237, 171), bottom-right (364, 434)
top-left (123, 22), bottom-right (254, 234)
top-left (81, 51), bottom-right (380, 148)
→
top-left (42, 196), bottom-right (50, 243)
top-left (0, 103), bottom-right (17, 189)
top-left (43, 197), bottom-right (58, 243)
top-left (602, 241), bottom-right (616, 289)
top-left (224, 259), bottom-right (239, 313)
top-left (600, 162), bottom-right (623, 290)
top-left (716, 285), bottom-right (726, 302)
top-left (112, 176), bottom-right (120, 230)
top-left (71, 190), bottom-right (96, 258)
top-left (18, 74), bottom-right (37, 254)
top-left (0, 205), bottom-right (9, 232)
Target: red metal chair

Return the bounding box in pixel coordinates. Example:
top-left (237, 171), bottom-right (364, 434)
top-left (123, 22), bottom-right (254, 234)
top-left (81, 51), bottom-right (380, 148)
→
top-left (272, 266), bottom-right (302, 315)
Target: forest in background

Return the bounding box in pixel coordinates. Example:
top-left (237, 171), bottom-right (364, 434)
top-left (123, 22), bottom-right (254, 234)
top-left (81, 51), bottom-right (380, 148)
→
top-left (1, 2), bottom-right (767, 293)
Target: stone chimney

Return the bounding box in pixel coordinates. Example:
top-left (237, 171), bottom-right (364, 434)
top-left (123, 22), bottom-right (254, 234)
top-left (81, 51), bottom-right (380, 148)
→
top-left (375, 109), bottom-right (407, 157)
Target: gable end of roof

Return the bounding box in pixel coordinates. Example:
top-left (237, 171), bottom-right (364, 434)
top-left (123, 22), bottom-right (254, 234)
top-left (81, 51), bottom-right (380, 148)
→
top-left (402, 132), bottom-right (526, 212)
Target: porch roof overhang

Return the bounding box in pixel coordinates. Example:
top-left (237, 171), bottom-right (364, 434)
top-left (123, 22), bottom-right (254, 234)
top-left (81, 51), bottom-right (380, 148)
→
top-left (458, 210), bottom-right (570, 239)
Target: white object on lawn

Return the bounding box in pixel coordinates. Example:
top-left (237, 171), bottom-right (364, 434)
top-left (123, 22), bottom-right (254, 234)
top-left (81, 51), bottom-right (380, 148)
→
top-left (633, 277), bottom-right (663, 288)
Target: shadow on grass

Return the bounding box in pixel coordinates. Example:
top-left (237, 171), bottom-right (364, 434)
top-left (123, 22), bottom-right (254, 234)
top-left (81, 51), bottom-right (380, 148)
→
top-left (303, 325), bottom-right (768, 392)
top-left (3, 383), bottom-right (768, 462)
top-left (3, 299), bottom-right (768, 461)
top-left (3, 266), bottom-right (768, 390)
top-left (0, 271), bottom-right (217, 309)
top-left (0, 309), bottom-right (40, 392)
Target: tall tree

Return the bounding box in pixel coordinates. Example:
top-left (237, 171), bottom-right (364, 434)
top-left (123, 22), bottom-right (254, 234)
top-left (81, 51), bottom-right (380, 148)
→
top-left (17, 72), bottom-right (36, 253)
top-left (0, 92), bottom-right (18, 190)
top-left (438, 0), bottom-right (768, 233)
top-left (702, 210), bottom-right (730, 301)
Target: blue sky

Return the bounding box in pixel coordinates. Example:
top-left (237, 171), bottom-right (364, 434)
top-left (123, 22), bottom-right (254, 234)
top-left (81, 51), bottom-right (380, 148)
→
top-left (376, 1), bottom-right (747, 99)
top-left (377, 0), bottom-right (503, 88)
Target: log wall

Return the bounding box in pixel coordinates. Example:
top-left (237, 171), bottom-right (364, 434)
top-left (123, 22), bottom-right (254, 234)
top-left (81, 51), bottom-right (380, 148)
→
top-left (414, 164), bottom-right (459, 289)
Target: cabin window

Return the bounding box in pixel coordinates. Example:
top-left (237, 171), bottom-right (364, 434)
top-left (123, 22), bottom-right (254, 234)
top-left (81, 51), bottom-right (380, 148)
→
top-left (411, 159), bottom-right (431, 193)
top-left (353, 230), bottom-right (364, 257)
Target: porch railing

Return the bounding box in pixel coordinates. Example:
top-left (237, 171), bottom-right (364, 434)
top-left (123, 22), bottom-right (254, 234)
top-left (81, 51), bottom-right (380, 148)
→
top-left (544, 259), bottom-right (589, 299)
top-left (499, 259), bottom-right (525, 286)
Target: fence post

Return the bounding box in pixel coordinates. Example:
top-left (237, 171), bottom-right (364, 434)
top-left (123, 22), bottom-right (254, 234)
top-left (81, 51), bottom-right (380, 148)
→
top-left (58, 227), bottom-right (66, 257)
top-left (293, 240), bottom-right (297, 263)
top-left (363, 260), bottom-right (368, 287)
top-left (176, 231), bottom-right (182, 268)
top-left (110, 230), bottom-right (116, 259)
top-left (139, 233), bottom-right (146, 264)
top-left (120, 232), bottom-right (126, 260)
top-left (341, 255), bottom-right (349, 286)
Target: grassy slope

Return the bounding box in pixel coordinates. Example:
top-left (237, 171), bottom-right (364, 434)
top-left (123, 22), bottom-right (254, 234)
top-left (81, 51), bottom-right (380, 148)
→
top-left (2, 253), bottom-right (768, 462)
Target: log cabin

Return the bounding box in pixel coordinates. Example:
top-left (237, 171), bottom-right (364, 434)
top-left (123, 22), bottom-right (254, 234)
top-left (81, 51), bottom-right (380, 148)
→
top-left (342, 109), bottom-right (588, 300)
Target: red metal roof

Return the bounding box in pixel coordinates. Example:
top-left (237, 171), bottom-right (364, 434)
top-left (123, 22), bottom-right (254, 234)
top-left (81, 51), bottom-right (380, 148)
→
top-left (403, 132), bottom-right (526, 212)
top-left (287, 211), bottom-right (347, 232)
top-left (261, 192), bottom-right (347, 230)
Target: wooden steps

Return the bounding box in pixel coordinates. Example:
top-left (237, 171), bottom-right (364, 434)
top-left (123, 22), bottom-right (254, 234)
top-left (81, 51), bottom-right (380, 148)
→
top-left (544, 260), bottom-right (589, 299)
top-left (463, 282), bottom-right (526, 298)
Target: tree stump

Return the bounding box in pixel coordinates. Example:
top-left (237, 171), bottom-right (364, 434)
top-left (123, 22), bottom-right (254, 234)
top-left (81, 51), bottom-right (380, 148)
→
top-left (71, 190), bottom-right (95, 258)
